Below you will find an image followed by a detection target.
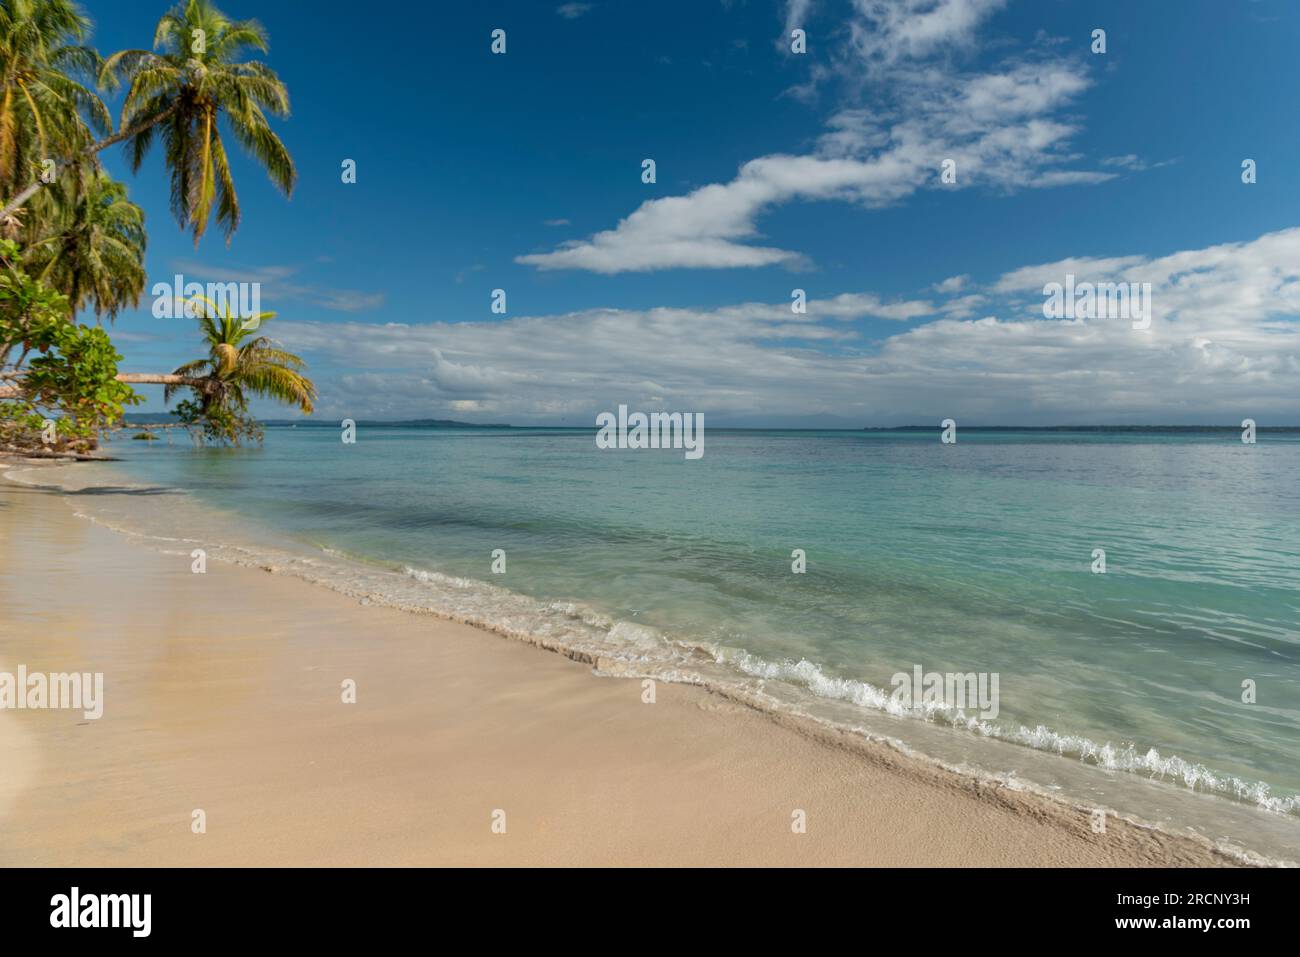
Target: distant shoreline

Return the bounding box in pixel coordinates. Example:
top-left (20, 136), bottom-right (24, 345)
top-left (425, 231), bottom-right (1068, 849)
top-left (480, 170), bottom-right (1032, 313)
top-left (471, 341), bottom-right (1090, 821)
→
top-left (117, 415), bottom-right (1300, 433)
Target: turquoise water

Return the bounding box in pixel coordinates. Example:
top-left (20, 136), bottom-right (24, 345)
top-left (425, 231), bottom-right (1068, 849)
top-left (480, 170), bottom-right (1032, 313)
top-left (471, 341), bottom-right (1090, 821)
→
top-left (78, 427), bottom-right (1300, 858)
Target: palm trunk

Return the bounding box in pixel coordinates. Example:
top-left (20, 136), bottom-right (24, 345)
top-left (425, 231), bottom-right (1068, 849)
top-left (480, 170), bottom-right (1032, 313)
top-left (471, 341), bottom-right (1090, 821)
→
top-left (0, 371), bottom-right (217, 400)
top-left (1, 180), bottom-right (43, 221)
top-left (114, 372), bottom-right (219, 393)
top-left (0, 103), bottom-right (182, 221)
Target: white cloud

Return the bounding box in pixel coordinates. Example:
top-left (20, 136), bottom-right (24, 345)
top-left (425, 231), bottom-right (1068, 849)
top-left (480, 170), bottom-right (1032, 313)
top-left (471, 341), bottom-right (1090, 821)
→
top-left (1099, 154), bottom-right (1177, 173)
top-left (168, 260), bottom-right (384, 313)
top-left (847, 0), bottom-right (1007, 69)
top-left (556, 3), bottom-right (593, 20)
top-left (516, 154), bottom-right (913, 273)
top-left (996, 229), bottom-right (1300, 333)
top-left (938, 293), bottom-right (986, 318)
top-left (784, 0), bottom-right (815, 36)
top-left (285, 228), bottom-right (1300, 425)
top-left (518, 60), bottom-right (1104, 273)
top-left (519, 4), bottom-right (1110, 274)
top-left (994, 255), bottom-right (1149, 293)
top-left (1101, 154), bottom-right (1143, 169)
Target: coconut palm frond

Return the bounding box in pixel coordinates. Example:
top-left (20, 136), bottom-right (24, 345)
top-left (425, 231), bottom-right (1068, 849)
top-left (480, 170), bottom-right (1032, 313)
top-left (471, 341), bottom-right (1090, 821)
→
top-left (103, 0), bottom-right (294, 244)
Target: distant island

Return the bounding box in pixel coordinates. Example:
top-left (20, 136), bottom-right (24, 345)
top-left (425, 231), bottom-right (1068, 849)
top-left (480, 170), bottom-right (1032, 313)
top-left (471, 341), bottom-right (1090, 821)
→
top-left (864, 424), bottom-right (1300, 433)
top-left (115, 415), bottom-right (1299, 432)
top-left (120, 414), bottom-right (512, 429)
top-left (262, 419), bottom-right (513, 429)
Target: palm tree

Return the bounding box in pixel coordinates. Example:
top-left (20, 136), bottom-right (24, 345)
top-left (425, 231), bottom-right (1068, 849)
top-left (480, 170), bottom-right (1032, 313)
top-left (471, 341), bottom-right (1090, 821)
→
top-left (161, 295), bottom-right (314, 442)
top-left (99, 0), bottom-right (295, 244)
top-left (25, 166), bottom-right (145, 318)
top-left (0, 0), bottom-right (109, 201)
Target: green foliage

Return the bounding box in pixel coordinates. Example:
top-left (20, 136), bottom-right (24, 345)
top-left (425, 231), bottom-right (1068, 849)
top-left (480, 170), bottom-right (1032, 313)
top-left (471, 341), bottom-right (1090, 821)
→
top-left (168, 295), bottom-right (313, 446)
top-left (0, 237), bottom-right (138, 451)
top-left (0, 4), bottom-right (306, 452)
top-left (0, 0), bottom-right (148, 323)
top-left (22, 319), bottom-right (139, 439)
top-left (174, 394), bottom-right (262, 445)
top-left (23, 167), bottom-right (147, 318)
top-left (0, 0), bottom-right (109, 201)
top-left (101, 0), bottom-right (296, 244)
top-left (0, 399), bottom-right (45, 447)
top-left (0, 234), bottom-right (66, 343)
top-left (0, 236), bottom-right (69, 391)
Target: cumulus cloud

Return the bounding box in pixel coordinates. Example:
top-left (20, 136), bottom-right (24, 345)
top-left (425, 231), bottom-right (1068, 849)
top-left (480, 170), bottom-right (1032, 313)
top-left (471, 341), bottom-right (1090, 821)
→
top-left (285, 228), bottom-right (1300, 425)
top-left (518, 3), bottom-right (1110, 274)
top-left (937, 293), bottom-right (986, 318)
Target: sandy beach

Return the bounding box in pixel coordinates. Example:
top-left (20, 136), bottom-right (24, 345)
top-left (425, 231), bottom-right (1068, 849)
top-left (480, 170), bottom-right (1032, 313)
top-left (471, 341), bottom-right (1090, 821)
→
top-left (0, 461), bottom-right (1240, 867)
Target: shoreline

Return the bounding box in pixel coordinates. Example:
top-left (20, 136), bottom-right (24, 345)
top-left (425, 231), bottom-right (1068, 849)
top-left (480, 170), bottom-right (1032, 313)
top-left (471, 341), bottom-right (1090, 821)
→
top-left (0, 456), bottom-right (1264, 866)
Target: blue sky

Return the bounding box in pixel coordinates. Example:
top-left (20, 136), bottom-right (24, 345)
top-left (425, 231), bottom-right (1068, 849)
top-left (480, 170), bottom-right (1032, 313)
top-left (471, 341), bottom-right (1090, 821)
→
top-left (88, 0), bottom-right (1300, 425)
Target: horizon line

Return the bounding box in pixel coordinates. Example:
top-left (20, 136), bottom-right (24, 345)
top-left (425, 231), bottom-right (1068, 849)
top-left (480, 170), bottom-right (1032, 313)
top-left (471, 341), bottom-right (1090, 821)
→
top-left (251, 422), bottom-right (1300, 431)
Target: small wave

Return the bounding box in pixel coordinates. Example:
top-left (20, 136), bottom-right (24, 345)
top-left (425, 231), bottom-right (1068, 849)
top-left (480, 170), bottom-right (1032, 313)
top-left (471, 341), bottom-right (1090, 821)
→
top-left (718, 649), bottom-right (1300, 817)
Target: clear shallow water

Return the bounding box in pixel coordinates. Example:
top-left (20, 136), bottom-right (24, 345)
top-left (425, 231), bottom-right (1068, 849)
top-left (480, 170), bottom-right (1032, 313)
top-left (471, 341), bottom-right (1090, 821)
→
top-left (48, 427), bottom-right (1300, 861)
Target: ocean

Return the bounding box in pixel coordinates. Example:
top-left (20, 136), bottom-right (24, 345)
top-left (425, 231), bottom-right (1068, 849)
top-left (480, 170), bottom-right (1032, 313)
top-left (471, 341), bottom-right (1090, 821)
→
top-left (50, 426), bottom-right (1300, 863)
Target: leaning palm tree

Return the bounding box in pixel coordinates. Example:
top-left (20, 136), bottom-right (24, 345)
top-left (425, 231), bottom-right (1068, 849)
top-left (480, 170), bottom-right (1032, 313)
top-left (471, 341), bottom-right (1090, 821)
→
top-left (164, 295), bottom-right (314, 444)
top-left (24, 166), bottom-right (145, 318)
top-left (99, 0), bottom-right (295, 244)
top-left (0, 0), bottom-right (109, 201)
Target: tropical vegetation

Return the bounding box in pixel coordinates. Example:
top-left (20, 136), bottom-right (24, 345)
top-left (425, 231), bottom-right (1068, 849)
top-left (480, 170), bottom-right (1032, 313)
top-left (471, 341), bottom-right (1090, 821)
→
top-left (0, 0), bottom-right (310, 453)
top-left (166, 295), bottom-right (315, 444)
